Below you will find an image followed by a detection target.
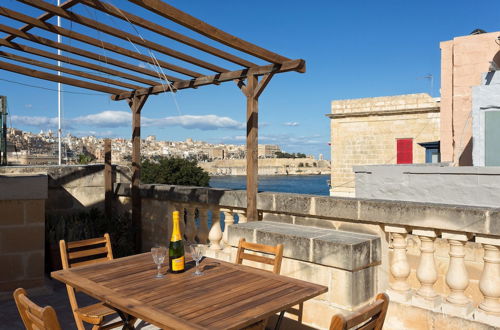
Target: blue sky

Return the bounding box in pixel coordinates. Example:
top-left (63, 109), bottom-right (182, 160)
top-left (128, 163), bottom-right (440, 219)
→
top-left (1, 0), bottom-right (499, 159)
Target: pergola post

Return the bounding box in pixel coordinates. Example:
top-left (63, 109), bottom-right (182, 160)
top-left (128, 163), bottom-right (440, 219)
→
top-left (243, 73), bottom-right (274, 221)
top-left (128, 94), bottom-right (148, 252)
top-left (104, 138), bottom-right (112, 219)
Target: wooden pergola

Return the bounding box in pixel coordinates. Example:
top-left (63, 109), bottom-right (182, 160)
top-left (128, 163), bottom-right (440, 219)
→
top-left (0, 0), bottom-right (305, 243)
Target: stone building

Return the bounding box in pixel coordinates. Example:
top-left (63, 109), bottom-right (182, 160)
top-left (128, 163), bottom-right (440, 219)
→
top-left (440, 31), bottom-right (500, 165)
top-left (327, 93), bottom-right (440, 197)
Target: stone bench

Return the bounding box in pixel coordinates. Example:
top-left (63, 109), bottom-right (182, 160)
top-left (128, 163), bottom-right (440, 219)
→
top-left (227, 221), bottom-right (381, 309)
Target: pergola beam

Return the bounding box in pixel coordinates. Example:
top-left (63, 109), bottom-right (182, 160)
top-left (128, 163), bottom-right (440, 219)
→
top-left (0, 23), bottom-right (170, 82)
top-left (0, 39), bottom-right (159, 86)
top-left (4, 0), bottom-right (81, 42)
top-left (80, 0), bottom-right (257, 68)
top-left (112, 59), bottom-right (305, 100)
top-left (0, 6), bottom-right (192, 79)
top-left (129, 0), bottom-right (292, 64)
top-left (0, 50), bottom-right (142, 90)
top-left (18, 0), bottom-right (228, 74)
top-left (0, 59), bottom-right (125, 95)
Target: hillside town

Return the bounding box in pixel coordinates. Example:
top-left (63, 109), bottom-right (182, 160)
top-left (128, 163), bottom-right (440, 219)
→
top-left (4, 127), bottom-right (310, 165)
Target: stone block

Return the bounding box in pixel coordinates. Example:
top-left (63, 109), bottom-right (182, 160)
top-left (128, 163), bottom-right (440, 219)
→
top-left (25, 200), bottom-right (45, 224)
top-left (262, 212), bottom-right (293, 224)
top-left (312, 196), bottom-right (359, 220)
top-left (0, 226), bottom-right (44, 253)
top-left (0, 174), bottom-right (47, 200)
top-left (226, 221), bottom-right (276, 247)
top-left (412, 294), bottom-right (442, 311)
top-left (329, 266), bottom-right (376, 309)
top-left (0, 254), bottom-right (24, 281)
top-left (294, 216), bottom-right (336, 229)
top-left (441, 301), bottom-right (474, 319)
top-left (25, 252), bottom-right (44, 279)
top-left (312, 231), bottom-right (380, 270)
top-left (273, 193), bottom-right (311, 215)
top-left (474, 310), bottom-right (500, 328)
top-left (280, 258), bottom-right (330, 300)
top-left (0, 200), bottom-right (24, 225)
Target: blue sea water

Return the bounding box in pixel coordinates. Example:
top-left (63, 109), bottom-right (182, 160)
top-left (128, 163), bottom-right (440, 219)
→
top-left (209, 175), bottom-right (330, 196)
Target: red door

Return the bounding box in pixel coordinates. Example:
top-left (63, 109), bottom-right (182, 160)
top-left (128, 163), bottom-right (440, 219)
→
top-left (397, 138), bottom-right (413, 164)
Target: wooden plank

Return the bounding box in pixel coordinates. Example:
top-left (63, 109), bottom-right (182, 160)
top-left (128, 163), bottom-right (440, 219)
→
top-left (111, 59), bottom-right (306, 100)
top-left (71, 257), bottom-right (110, 268)
top-left (0, 60), bottom-right (125, 95)
top-left (0, 23), bottom-right (171, 82)
top-left (80, 0), bottom-right (257, 68)
top-left (239, 252), bottom-right (275, 265)
top-left (4, 0), bottom-right (81, 42)
top-left (0, 6), bottom-right (195, 79)
top-left (0, 50), bottom-right (141, 90)
top-left (67, 237), bottom-right (107, 249)
top-left (129, 95), bottom-right (149, 253)
top-left (246, 74), bottom-right (258, 222)
top-left (51, 253), bottom-right (327, 330)
top-left (104, 139), bottom-right (112, 219)
top-left (68, 246), bottom-right (108, 259)
top-left (128, 0), bottom-right (292, 64)
top-left (18, 0), bottom-right (228, 74)
top-left (0, 39), bottom-right (159, 86)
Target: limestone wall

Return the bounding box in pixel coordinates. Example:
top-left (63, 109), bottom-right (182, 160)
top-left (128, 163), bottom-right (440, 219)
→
top-left (328, 93), bottom-right (440, 196)
top-left (0, 175), bottom-right (47, 297)
top-left (440, 31), bottom-right (500, 165)
top-left (199, 158), bottom-right (330, 175)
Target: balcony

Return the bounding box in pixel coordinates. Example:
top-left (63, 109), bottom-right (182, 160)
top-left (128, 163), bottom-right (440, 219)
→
top-left (1, 165), bottom-right (499, 329)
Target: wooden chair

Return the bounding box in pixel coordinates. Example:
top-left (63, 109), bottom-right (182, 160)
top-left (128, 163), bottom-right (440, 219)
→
top-left (235, 238), bottom-right (284, 274)
top-left (329, 293), bottom-right (389, 330)
top-left (60, 233), bottom-right (133, 330)
top-left (13, 288), bottom-right (62, 330)
top-left (236, 238), bottom-right (293, 329)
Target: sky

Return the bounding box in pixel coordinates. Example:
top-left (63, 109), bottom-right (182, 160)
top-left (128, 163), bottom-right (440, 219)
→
top-left (1, 0), bottom-right (499, 160)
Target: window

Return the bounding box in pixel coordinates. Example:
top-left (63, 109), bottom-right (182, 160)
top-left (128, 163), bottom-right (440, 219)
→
top-left (397, 138), bottom-right (413, 164)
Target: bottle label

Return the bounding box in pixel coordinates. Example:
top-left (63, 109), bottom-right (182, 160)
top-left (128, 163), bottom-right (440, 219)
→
top-left (171, 256), bottom-right (185, 271)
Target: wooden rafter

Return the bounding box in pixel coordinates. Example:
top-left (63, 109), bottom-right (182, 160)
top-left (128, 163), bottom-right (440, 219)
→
top-left (112, 59), bottom-right (305, 100)
top-left (0, 59), bottom-right (125, 94)
top-left (128, 0), bottom-right (292, 64)
top-left (0, 23), bottom-right (171, 81)
top-left (4, 0), bottom-right (81, 42)
top-left (0, 39), bottom-right (159, 86)
top-left (0, 6), bottom-right (194, 79)
top-left (80, 0), bottom-right (257, 68)
top-left (18, 0), bottom-right (229, 74)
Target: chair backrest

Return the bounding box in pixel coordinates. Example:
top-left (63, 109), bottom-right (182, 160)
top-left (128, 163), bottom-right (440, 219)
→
top-left (59, 233), bottom-right (113, 270)
top-left (13, 288), bottom-right (62, 330)
top-left (235, 238), bottom-right (284, 274)
top-left (329, 293), bottom-right (389, 330)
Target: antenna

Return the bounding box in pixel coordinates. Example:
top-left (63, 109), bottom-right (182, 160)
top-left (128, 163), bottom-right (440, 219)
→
top-left (0, 96), bottom-right (7, 166)
top-left (422, 74), bottom-right (434, 96)
top-left (57, 0), bottom-right (62, 165)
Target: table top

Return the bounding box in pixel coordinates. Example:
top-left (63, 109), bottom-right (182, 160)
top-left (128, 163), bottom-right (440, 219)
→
top-left (51, 252), bottom-right (328, 330)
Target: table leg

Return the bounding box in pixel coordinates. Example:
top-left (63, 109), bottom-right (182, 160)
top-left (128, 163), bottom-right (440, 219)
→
top-left (115, 309), bottom-right (136, 330)
top-left (274, 311), bottom-right (285, 330)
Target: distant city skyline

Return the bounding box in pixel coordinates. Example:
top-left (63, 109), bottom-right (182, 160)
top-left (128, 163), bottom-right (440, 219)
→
top-left (1, 0), bottom-right (499, 160)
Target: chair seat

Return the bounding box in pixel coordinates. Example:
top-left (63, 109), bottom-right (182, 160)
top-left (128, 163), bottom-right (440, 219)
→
top-left (76, 302), bottom-right (116, 324)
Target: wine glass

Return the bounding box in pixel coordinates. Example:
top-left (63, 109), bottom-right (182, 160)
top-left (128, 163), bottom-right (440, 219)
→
top-left (190, 244), bottom-right (206, 276)
top-left (151, 246), bottom-right (167, 278)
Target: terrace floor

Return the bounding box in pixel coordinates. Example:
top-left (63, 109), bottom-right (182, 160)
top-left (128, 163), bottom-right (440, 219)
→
top-left (0, 279), bottom-right (156, 329)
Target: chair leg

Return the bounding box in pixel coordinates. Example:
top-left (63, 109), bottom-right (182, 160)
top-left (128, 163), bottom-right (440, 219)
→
top-left (298, 303), bottom-right (303, 323)
top-left (73, 312), bottom-right (86, 330)
top-left (274, 311), bottom-right (285, 330)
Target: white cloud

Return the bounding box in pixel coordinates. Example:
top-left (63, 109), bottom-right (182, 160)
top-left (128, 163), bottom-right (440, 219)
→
top-left (11, 115), bottom-right (58, 128)
top-left (12, 111), bottom-right (245, 131)
top-left (284, 122), bottom-right (299, 127)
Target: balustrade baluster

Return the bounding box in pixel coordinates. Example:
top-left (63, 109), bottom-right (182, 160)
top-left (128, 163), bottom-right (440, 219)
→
top-left (413, 229), bottom-right (441, 309)
top-left (222, 208), bottom-right (235, 246)
top-left (236, 209), bottom-right (247, 223)
top-left (208, 207), bottom-right (223, 250)
top-left (385, 226), bottom-right (411, 302)
top-left (475, 237), bottom-right (500, 323)
top-left (197, 206), bottom-right (209, 244)
top-left (442, 233), bottom-right (472, 316)
top-left (185, 206), bottom-right (197, 242)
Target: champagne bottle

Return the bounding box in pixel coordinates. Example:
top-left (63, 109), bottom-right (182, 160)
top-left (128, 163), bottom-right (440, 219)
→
top-left (169, 211), bottom-right (185, 273)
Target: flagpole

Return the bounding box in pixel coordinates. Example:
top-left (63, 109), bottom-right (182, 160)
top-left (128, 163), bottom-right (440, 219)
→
top-left (57, 0), bottom-right (62, 165)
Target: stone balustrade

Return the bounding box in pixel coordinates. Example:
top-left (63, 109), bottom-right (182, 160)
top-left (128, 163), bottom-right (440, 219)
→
top-left (116, 183), bottom-right (500, 328)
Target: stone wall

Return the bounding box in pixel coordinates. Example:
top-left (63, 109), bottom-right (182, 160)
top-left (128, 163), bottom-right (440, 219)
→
top-left (440, 31), bottom-right (500, 165)
top-left (354, 164), bottom-right (500, 208)
top-left (0, 175), bottom-right (47, 297)
top-left (327, 93), bottom-right (440, 197)
top-left (0, 165), bottom-right (131, 216)
top-left (199, 158), bottom-right (330, 175)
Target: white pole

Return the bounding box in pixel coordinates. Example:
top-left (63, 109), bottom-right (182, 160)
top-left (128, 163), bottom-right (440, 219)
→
top-left (57, 0), bottom-right (62, 165)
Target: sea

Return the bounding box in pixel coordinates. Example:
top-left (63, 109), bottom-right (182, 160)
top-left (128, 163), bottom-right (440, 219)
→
top-left (209, 175), bottom-right (330, 196)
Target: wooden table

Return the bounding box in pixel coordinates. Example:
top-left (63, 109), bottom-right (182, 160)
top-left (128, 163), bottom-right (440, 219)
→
top-left (51, 253), bottom-right (327, 330)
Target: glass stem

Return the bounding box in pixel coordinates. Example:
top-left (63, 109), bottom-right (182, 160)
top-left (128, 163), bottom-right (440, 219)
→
top-left (196, 260), bottom-right (199, 273)
top-left (157, 264), bottom-right (161, 276)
